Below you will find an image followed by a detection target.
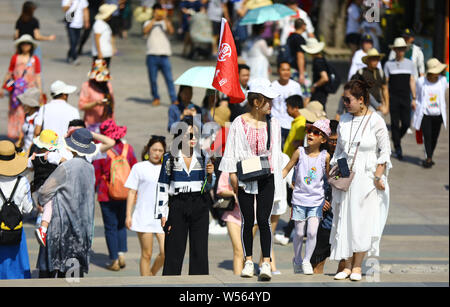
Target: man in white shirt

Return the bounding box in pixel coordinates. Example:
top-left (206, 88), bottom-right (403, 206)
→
top-left (34, 80), bottom-right (80, 141)
top-left (388, 28), bottom-right (425, 79)
top-left (279, 0), bottom-right (315, 46)
top-left (271, 62), bottom-right (302, 147)
top-left (62, 0), bottom-right (90, 65)
top-left (347, 34), bottom-right (382, 80)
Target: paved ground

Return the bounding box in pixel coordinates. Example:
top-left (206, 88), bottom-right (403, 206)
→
top-left (0, 0), bottom-right (448, 287)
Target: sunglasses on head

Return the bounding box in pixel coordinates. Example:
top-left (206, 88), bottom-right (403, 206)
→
top-left (151, 135), bottom-right (166, 141)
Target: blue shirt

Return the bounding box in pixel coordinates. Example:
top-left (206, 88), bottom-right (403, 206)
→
top-left (167, 103), bottom-right (202, 132)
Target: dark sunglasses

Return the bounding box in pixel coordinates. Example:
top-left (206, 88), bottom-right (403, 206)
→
top-left (342, 96), bottom-right (351, 104)
top-left (306, 127), bottom-right (323, 137)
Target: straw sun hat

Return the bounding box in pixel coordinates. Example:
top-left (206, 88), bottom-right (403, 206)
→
top-left (299, 101), bottom-right (327, 123)
top-left (301, 38), bottom-right (325, 55)
top-left (33, 129), bottom-right (62, 151)
top-left (0, 140), bottom-right (28, 177)
top-left (426, 58), bottom-right (447, 75)
top-left (362, 48), bottom-right (385, 65)
top-left (14, 34), bottom-right (38, 48)
top-left (17, 87), bottom-right (41, 107)
top-left (389, 37), bottom-right (408, 49)
top-left (95, 4), bottom-right (118, 20)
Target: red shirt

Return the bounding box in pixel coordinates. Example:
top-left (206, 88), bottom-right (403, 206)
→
top-left (93, 142), bottom-right (138, 202)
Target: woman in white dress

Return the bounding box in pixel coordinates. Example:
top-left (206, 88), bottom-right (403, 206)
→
top-left (242, 24), bottom-right (273, 80)
top-left (330, 79), bottom-right (391, 281)
top-left (125, 135), bottom-right (166, 276)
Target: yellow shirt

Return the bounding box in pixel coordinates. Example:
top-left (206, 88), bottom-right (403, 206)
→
top-left (283, 115), bottom-right (306, 158)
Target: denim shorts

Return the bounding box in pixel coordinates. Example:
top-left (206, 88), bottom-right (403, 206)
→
top-left (291, 205), bottom-right (323, 221)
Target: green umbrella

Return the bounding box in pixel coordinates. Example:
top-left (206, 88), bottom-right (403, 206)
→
top-left (239, 4), bottom-right (296, 25)
top-left (174, 66), bottom-right (216, 90)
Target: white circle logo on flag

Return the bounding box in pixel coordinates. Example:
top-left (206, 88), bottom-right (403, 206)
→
top-left (217, 43), bottom-right (232, 62)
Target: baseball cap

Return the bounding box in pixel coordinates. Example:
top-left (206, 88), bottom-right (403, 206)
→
top-left (50, 80), bottom-right (77, 96)
top-left (361, 34), bottom-right (374, 43)
top-left (248, 78), bottom-right (279, 99)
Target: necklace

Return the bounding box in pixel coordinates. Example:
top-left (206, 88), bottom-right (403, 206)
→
top-left (348, 109), bottom-right (368, 153)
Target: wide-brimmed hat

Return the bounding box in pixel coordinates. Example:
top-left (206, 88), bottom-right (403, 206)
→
top-left (14, 34), bottom-right (38, 48)
top-left (100, 119), bottom-right (127, 140)
top-left (299, 101), bottom-right (327, 123)
top-left (211, 105), bottom-right (231, 127)
top-left (50, 80), bottom-right (77, 96)
top-left (0, 140), bottom-right (28, 177)
top-left (95, 3), bottom-right (118, 20)
top-left (389, 37), bottom-right (408, 49)
top-left (306, 118), bottom-right (331, 137)
top-left (17, 87), bottom-right (41, 107)
top-left (33, 129), bottom-right (62, 151)
top-left (64, 128), bottom-right (98, 156)
top-left (248, 78), bottom-right (279, 99)
top-left (301, 38), bottom-right (325, 54)
top-left (88, 59), bottom-right (111, 82)
top-left (362, 48), bottom-right (385, 65)
top-left (426, 58), bottom-right (447, 75)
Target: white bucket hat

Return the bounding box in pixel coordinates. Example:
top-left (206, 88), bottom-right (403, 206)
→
top-left (248, 78), bottom-right (279, 99)
top-left (389, 37), bottom-right (408, 49)
top-left (14, 34), bottom-right (38, 48)
top-left (301, 38), bottom-right (325, 54)
top-left (50, 80), bottom-right (77, 96)
top-left (426, 58), bottom-right (447, 75)
top-left (17, 87), bottom-right (41, 107)
top-left (95, 4), bottom-right (118, 20)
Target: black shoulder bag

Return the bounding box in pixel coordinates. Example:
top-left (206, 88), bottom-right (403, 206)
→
top-left (0, 177), bottom-right (24, 245)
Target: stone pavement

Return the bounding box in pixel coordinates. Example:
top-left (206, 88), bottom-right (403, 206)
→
top-left (0, 0), bottom-right (448, 287)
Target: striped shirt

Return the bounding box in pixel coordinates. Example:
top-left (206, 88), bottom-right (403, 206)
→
top-left (154, 151), bottom-right (215, 219)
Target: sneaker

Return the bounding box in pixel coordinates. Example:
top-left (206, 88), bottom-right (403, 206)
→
top-left (152, 98), bottom-right (160, 106)
top-left (34, 227), bottom-right (47, 247)
top-left (259, 262), bottom-right (272, 281)
top-left (72, 58), bottom-right (81, 66)
top-left (407, 128), bottom-right (413, 134)
top-left (118, 252), bottom-right (126, 269)
top-left (293, 259), bottom-right (302, 274)
top-left (272, 270), bottom-right (282, 275)
top-left (422, 160), bottom-right (433, 168)
top-left (302, 261), bottom-right (314, 275)
top-left (395, 147), bottom-right (403, 161)
top-left (106, 260), bottom-right (120, 271)
top-left (241, 260), bottom-right (254, 278)
top-left (274, 233), bottom-right (290, 246)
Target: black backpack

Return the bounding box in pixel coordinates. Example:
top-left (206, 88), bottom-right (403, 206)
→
top-left (0, 177), bottom-right (23, 245)
top-left (323, 59), bottom-right (341, 94)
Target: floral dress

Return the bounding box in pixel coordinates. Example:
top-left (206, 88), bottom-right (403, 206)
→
top-left (7, 54), bottom-right (41, 139)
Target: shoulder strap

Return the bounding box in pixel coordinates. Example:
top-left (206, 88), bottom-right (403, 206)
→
top-left (266, 115), bottom-right (271, 151)
top-left (0, 176), bottom-right (22, 204)
top-left (121, 144), bottom-right (129, 159)
top-left (349, 112), bottom-right (373, 171)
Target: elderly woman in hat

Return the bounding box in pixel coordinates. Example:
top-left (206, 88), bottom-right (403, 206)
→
top-left (413, 58), bottom-right (448, 168)
top-left (78, 59), bottom-right (114, 133)
top-left (36, 128), bottom-right (97, 278)
top-left (0, 140), bottom-right (33, 279)
top-left (0, 34), bottom-right (42, 140)
top-left (93, 119), bottom-right (137, 271)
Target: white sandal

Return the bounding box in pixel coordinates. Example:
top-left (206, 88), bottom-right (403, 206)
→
top-left (334, 271), bottom-right (350, 280)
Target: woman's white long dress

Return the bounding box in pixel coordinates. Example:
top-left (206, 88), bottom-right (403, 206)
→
top-left (242, 38), bottom-right (273, 80)
top-left (329, 112), bottom-right (392, 260)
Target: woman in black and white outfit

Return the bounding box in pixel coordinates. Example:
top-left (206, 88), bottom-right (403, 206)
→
top-left (219, 78), bottom-right (282, 281)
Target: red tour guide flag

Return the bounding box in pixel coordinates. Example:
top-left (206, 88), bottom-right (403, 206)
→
top-left (212, 18), bottom-right (245, 104)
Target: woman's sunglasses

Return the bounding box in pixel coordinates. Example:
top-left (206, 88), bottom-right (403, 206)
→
top-left (342, 96), bottom-right (352, 104)
top-left (306, 128), bottom-right (324, 137)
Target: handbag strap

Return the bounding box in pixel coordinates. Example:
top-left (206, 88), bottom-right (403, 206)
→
top-left (349, 112), bottom-right (373, 171)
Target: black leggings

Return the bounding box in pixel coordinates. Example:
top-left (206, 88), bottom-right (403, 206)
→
top-left (237, 175), bottom-right (275, 259)
top-left (421, 115), bottom-right (443, 159)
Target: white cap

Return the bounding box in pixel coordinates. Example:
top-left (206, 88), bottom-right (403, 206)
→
top-left (248, 78), bottom-right (279, 99)
top-left (50, 80), bottom-right (77, 96)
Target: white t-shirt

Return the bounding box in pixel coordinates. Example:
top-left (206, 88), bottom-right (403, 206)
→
top-left (270, 79), bottom-right (302, 130)
top-left (22, 112), bottom-right (38, 152)
top-left (91, 20), bottom-right (113, 58)
top-left (0, 176), bottom-right (33, 214)
top-left (423, 78), bottom-right (445, 116)
top-left (346, 3), bottom-right (361, 35)
top-left (207, 0), bottom-right (227, 22)
top-left (279, 8), bottom-right (315, 45)
top-left (144, 20), bottom-right (172, 56)
top-left (62, 0), bottom-right (89, 29)
top-left (124, 161), bottom-right (164, 233)
top-left (35, 99), bottom-right (80, 142)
